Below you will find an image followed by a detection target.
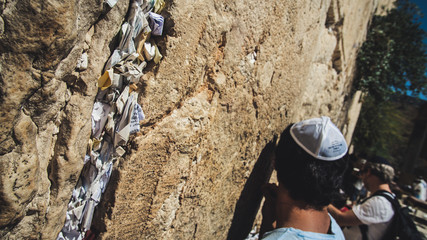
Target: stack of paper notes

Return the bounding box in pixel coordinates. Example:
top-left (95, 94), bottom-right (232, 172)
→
top-left (57, 0), bottom-right (165, 239)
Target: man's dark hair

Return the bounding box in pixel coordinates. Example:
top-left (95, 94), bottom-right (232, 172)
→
top-left (275, 125), bottom-right (348, 210)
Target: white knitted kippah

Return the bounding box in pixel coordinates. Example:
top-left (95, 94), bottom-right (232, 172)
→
top-left (290, 116), bottom-right (348, 161)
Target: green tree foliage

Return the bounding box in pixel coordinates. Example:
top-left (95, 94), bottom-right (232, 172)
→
top-left (353, 96), bottom-right (414, 164)
top-left (354, 0), bottom-right (427, 101)
top-left (353, 0), bottom-right (427, 163)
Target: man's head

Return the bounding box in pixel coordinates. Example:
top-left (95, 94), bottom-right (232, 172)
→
top-left (361, 156), bottom-right (395, 184)
top-left (275, 116), bottom-right (348, 210)
top-left (415, 176), bottom-right (425, 183)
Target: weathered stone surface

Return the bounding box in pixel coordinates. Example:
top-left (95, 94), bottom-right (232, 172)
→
top-left (0, 0), bottom-right (393, 239)
top-left (98, 0), bottom-right (393, 239)
top-left (0, 0), bottom-right (129, 239)
top-left (0, 111), bottom-right (38, 225)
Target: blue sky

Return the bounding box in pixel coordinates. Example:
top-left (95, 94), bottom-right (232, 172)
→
top-left (409, 0), bottom-right (427, 100)
top-left (411, 0), bottom-right (427, 46)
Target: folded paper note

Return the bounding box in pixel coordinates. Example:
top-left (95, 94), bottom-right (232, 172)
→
top-left (148, 12), bottom-right (164, 36)
top-left (91, 102), bottom-right (111, 139)
top-left (154, 0), bottom-right (165, 13)
top-left (76, 52), bottom-right (88, 71)
top-left (98, 69), bottom-right (113, 90)
top-left (105, 0), bottom-right (118, 8)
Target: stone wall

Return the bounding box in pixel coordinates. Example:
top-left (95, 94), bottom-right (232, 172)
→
top-left (0, 0), bottom-right (393, 239)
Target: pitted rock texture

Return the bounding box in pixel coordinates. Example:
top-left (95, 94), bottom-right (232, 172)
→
top-left (0, 0), bottom-right (130, 239)
top-left (0, 0), bottom-right (393, 239)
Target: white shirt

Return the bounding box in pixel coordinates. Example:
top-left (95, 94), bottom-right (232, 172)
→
top-left (414, 180), bottom-right (427, 201)
top-left (342, 195), bottom-right (394, 240)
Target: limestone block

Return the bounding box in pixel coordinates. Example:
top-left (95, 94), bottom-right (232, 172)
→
top-left (0, 112), bottom-right (38, 226)
top-left (0, 0), bottom-right (129, 238)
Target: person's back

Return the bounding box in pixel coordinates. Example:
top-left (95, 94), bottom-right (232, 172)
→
top-left (340, 192), bottom-right (395, 239)
top-left (260, 116), bottom-right (348, 239)
top-left (414, 178), bottom-right (427, 201)
top-left (328, 156), bottom-right (396, 240)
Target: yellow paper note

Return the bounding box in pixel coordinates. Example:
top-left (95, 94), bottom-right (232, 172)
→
top-left (129, 83), bottom-right (138, 93)
top-left (136, 28), bottom-right (151, 62)
top-left (92, 138), bottom-right (101, 151)
top-left (98, 69), bottom-right (113, 90)
top-left (154, 0), bottom-right (165, 13)
top-left (153, 42), bottom-right (163, 64)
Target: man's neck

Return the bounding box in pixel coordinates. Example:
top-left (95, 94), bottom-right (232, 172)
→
top-left (366, 175), bottom-right (391, 194)
top-left (275, 186), bottom-right (331, 234)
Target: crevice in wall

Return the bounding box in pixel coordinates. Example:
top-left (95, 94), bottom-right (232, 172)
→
top-left (331, 39), bottom-right (343, 74)
top-left (46, 102), bottom-right (71, 199)
top-left (325, 0), bottom-right (344, 74)
top-left (88, 165), bottom-right (121, 234)
top-left (325, 1), bottom-right (335, 28)
top-left (55, 1), bottom-right (176, 238)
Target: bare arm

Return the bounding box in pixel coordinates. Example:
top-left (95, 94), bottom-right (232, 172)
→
top-left (327, 204), bottom-right (363, 227)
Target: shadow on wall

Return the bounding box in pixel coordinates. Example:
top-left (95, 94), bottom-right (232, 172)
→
top-left (226, 137), bottom-right (277, 240)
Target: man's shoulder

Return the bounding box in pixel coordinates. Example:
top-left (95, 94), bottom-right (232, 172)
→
top-left (360, 194), bottom-right (394, 208)
top-left (261, 215), bottom-right (344, 240)
top-left (261, 228), bottom-right (294, 240)
top-left (262, 226), bottom-right (344, 240)
top-left (353, 195), bottom-right (395, 224)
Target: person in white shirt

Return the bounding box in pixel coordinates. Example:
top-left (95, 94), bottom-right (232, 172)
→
top-left (328, 156), bottom-right (395, 240)
top-left (414, 177), bottom-right (427, 201)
